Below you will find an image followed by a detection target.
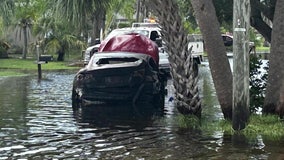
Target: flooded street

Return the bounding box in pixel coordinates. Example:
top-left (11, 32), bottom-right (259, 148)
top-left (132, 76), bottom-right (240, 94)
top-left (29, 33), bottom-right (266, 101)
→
top-left (1, 64), bottom-right (284, 159)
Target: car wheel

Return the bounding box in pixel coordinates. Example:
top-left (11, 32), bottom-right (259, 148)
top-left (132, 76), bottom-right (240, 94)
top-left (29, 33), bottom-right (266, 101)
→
top-left (153, 80), bottom-right (165, 110)
top-left (153, 92), bottom-right (165, 110)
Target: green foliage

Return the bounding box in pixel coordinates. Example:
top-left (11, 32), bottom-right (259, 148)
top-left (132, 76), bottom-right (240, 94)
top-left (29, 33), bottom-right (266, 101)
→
top-left (249, 28), bottom-right (264, 47)
top-left (105, 0), bottom-right (135, 33)
top-left (177, 114), bottom-right (201, 129)
top-left (213, 0), bottom-right (233, 31)
top-left (178, 114), bottom-right (284, 140)
top-left (117, 23), bottom-right (131, 29)
top-left (249, 54), bottom-right (268, 113)
top-left (241, 114), bottom-right (284, 140)
top-left (177, 0), bottom-right (233, 32)
top-left (37, 19), bottom-right (86, 61)
top-left (0, 0), bottom-right (14, 25)
top-left (209, 116), bottom-right (282, 139)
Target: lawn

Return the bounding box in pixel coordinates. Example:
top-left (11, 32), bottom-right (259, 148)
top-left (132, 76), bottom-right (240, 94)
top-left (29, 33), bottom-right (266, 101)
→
top-left (178, 114), bottom-right (284, 140)
top-left (0, 58), bottom-right (81, 76)
top-left (256, 46), bottom-right (270, 52)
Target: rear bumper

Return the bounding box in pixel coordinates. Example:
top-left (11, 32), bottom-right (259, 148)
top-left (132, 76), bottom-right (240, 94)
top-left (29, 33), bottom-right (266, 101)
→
top-left (76, 81), bottom-right (158, 103)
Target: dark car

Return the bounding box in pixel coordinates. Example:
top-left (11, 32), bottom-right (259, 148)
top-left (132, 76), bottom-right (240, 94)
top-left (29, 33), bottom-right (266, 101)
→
top-left (222, 34), bottom-right (233, 46)
top-left (72, 52), bottom-right (165, 110)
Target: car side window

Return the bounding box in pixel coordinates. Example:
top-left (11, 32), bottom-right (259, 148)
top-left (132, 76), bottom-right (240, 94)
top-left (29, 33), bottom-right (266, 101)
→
top-left (150, 31), bottom-right (159, 41)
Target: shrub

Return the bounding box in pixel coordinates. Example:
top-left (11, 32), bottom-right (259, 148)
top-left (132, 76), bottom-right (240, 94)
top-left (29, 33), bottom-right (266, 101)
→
top-left (249, 54), bottom-right (268, 113)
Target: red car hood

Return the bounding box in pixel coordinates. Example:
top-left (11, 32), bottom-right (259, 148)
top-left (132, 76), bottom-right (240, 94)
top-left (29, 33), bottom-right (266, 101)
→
top-left (99, 33), bottom-right (159, 64)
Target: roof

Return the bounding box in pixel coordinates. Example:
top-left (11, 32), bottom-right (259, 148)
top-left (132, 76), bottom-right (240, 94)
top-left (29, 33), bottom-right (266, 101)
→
top-left (132, 22), bottom-right (160, 28)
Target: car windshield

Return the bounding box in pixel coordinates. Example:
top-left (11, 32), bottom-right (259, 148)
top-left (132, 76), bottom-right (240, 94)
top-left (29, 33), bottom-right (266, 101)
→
top-left (131, 30), bottom-right (149, 37)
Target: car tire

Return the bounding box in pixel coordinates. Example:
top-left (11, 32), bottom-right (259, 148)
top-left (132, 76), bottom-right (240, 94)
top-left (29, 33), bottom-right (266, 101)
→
top-left (153, 80), bottom-right (165, 110)
top-left (153, 92), bottom-right (165, 110)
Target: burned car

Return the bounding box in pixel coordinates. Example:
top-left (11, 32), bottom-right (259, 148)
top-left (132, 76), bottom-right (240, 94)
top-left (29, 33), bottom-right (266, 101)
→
top-left (72, 52), bottom-right (164, 109)
top-left (72, 33), bottom-right (165, 110)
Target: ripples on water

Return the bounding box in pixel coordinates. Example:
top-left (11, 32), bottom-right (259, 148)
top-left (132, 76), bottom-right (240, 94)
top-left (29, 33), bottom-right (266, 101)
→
top-left (0, 67), bottom-right (283, 159)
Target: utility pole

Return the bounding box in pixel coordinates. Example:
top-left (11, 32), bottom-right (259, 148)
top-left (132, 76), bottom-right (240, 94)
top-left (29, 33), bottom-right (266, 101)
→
top-left (232, 0), bottom-right (250, 130)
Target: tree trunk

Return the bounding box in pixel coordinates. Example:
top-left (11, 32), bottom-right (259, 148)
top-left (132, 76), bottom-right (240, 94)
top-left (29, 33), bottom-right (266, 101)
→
top-left (90, 8), bottom-right (106, 46)
top-left (90, 12), bottom-right (99, 46)
top-left (263, 0), bottom-right (284, 115)
top-left (57, 47), bottom-right (65, 61)
top-left (136, 0), bottom-right (141, 22)
top-left (22, 25), bottom-right (28, 59)
top-left (276, 83), bottom-right (284, 119)
top-left (191, 0), bottom-right (233, 120)
top-left (145, 0), bottom-right (201, 117)
top-left (250, 0), bottom-right (272, 43)
top-left (232, 0), bottom-right (250, 130)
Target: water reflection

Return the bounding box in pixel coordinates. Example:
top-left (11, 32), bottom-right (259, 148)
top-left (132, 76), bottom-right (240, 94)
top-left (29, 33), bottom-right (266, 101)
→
top-left (0, 76), bottom-right (29, 152)
top-left (0, 67), bottom-right (284, 159)
top-left (74, 103), bottom-right (164, 129)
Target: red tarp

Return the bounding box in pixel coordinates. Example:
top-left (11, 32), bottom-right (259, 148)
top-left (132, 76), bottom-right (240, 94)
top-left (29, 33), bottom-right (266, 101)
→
top-left (99, 33), bottom-right (159, 64)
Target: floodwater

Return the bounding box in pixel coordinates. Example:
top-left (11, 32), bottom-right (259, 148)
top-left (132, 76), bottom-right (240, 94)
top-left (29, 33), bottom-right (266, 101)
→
top-left (0, 63), bottom-right (284, 159)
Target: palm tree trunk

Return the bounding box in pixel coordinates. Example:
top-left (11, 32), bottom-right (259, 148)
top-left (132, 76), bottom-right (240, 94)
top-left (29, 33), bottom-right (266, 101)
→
top-left (57, 47), bottom-right (65, 61)
top-left (146, 0), bottom-right (202, 117)
top-left (22, 25), bottom-right (28, 59)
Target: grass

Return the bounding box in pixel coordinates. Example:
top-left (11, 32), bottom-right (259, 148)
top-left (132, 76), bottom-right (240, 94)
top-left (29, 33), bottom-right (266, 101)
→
top-left (178, 114), bottom-right (284, 140)
top-left (202, 46), bottom-right (270, 57)
top-left (0, 70), bottom-right (28, 77)
top-left (0, 58), bottom-right (81, 77)
top-left (242, 114), bottom-right (284, 139)
top-left (256, 46), bottom-right (270, 52)
top-left (0, 58), bottom-right (80, 70)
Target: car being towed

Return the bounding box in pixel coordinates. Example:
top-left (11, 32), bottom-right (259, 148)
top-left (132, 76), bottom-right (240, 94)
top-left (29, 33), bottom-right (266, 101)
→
top-left (72, 33), bottom-right (165, 110)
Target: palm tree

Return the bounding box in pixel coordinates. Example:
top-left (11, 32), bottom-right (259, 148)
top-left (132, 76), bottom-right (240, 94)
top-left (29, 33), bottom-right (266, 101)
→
top-left (146, 0), bottom-right (202, 117)
top-left (16, 18), bottom-right (33, 59)
top-left (41, 20), bottom-right (86, 61)
top-left (13, 0), bottom-right (40, 59)
top-left (52, 0), bottom-right (112, 45)
top-left (105, 0), bottom-right (136, 31)
top-left (0, 0), bottom-right (14, 25)
top-left (0, 0), bottom-right (14, 58)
